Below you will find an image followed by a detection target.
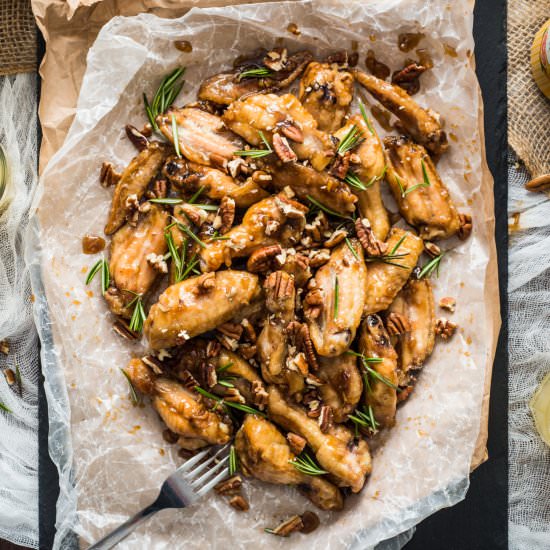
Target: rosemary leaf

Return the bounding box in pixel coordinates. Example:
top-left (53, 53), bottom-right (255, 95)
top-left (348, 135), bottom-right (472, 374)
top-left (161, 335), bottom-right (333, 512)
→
top-left (345, 238), bottom-right (360, 261)
top-left (180, 224), bottom-right (207, 248)
top-left (344, 171), bottom-right (367, 191)
top-left (149, 197), bottom-right (183, 205)
top-left (237, 66), bottom-right (273, 81)
top-left (306, 195), bottom-right (352, 220)
top-left (0, 402), bottom-right (11, 413)
top-left (193, 204), bottom-right (219, 211)
top-left (127, 295), bottom-right (146, 333)
top-left (346, 350), bottom-right (383, 364)
top-left (234, 131), bottom-right (273, 159)
top-left (421, 158), bottom-right (431, 187)
top-left (337, 124), bottom-right (364, 155)
top-left (120, 368), bottom-right (140, 405)
top-left (217, 362), bottom-right (234, 373)
top-left (86, 258), bottom-right (109, 295)
top-left (349, 405), bottom-right (380, 433)
top-left (364, 364), bottom-right (398, 390)
top-left (389, 234), bottom-right (407, 256)
top-left (144, 67), bottom-right (186, 130)
top-left (333, 276), bottom-right (339, 320)
top-left (418, 252), bottom-right (445, 279)
top-left (171, 114), bottom-right (182, 158)
top-left (194, 386), bottom-right (266, 417)
top-left (188, 186), bottom-right (205, 204)
top-left (229, 445), bottom-right (239, 475)
top-left (359, 100), bottom-right (375, 135)
top-left (85, 259), bottom-right (103, 285)
top-left (289, 452), bottom-right (328, 476)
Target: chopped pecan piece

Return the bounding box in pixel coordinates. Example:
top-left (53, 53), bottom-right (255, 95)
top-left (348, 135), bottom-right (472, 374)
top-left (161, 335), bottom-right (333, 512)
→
top-left (424, 241), bottom-right (441, 258)
top-left (391, 62), bottom-right (428, 95)
top-left (152, 179), bottom-right (167, 199)
top-left (288, 322), bottom-right (318, 371)
top-left (199, 361), bottom-right (218, 388)
top-left (355, 217), bottom-right (388, 256)
top-left (216, 333), bottom-right (240, 351)
top-left (178, 369), bottom-right (200, 391)
top-left (238, 344), bottom-right (257, 360)
top-left (196, 272), bottom-right (216, 294)
top-left (458, 213), bottom-right (472, 240)
top-left (397, 385), bottom-right (414, 403)
top-left (272, 133), bottom-right (297, 163)
top-left (4, 369), bottom-right (15, 386)
top-left (141, 354), bottom-right (163, 374)
top-left (0, 340), bottom-right (9, 355)
top-left (318, 405), bottom-right (333, 433)
top-left (224, 387), bottom-right (246, 404)
top-left (287, 352), bottom-right (309, 376)
top-left (308, 248), bottom-right (331, 268)
top-left (324, 228), bottom-right (348, 248)
top-left (229, 495), bottom-right (250, 512)
top-left (266, 515), bottom-right (304, 537)
top-left (436, 318), bottom-right (457, 340)
top-left (146, 253), bottom-right (168, 273)
top-left (251, 380), bottom-right (268, 408)
top-left (218, 196), bottom-right (236, 234)
top-left (278, 119), bottom-right (304, 143)
top-left (112, 319), bottom-right (139, 341)
top-left (206, 340), bottom-right (221, 358)
top-left (304, 211), bottom-right (330, 243)
top-left (240, 318), bottom-right (257, 343)
top-left (125, 124), bottom-right (149, 151)
top-left (99, 161), bottom-right (120, 187)
top-left (217, 322), bottom-right (244, 341)
top-left (525, 174), bottom-right (550, 193)
top-left (439, 296), bottom-right (456, 313)
top-left (327, 50), bottom-right (358, 67)
top-left (286, 432), bottom-right (307, 455)
top-left (303, 287), bottom-right (323, 320)
top-left (300, 511), bottom-right (320, 534)
top-left (329, 151), bottom-right (351, 179)
top-left (386, 312), bottom-right (411, 335)
top-left (246, 244), bottom-right (283, 273)
top-left (215, 474), bottom-right (243, 495)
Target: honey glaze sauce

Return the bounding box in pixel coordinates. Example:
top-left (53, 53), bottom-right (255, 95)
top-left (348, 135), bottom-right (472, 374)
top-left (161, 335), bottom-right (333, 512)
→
top-left (82, 234), bottom-right (106, 254)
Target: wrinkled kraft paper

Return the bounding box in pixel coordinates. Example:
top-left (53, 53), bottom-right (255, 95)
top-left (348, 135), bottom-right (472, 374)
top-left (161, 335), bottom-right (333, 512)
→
top-left (30, 0), bottom-right (500, 548)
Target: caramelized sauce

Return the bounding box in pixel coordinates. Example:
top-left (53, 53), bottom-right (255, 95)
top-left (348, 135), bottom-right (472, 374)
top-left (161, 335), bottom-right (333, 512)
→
top-left (174, 40), bottom-right (192, 53)
top-left (287, 22), bottom-right (301, 36)
top-left (398, 32), bottom-right (425, 52)
top-left (351, 40), bottom-right (359, 52)
top-left (509, 212), bottom-right (521, 234)
top-left (449, 132), bottom-right (458, 142)
top-left (365, 50), bottom-right (390, 80)
top-left (82, 234), bottom-right (106, 254)
top-left (443, 43), bottom-right (458, 58)
top-left (370, 106), bottom-right (393, 132)
top-left (416, 49), bottom-right (434, 69)
top-left (369, 34), bottom-right (377, 42)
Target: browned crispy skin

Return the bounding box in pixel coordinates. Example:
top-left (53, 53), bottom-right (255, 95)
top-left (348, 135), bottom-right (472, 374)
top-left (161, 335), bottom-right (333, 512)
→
top-left (358, 315), bottom-right (398, 428)
top-left (387, 279), bottom-right (435, 392)
top-left (317, 353), bottom-right (363, 423)
top-left (163, 157), bottom-right (269, 208)
top-left (144, 270), bottom-right (262, 350)
top-left (298, 62), bottom-right (354, 133)
top-left (157, 107), bottom-right (244, 168)
top-left (104, 142), bottom-right (168, 235)
top-left (363, 228), bottom-right (424, 315)
top-left (333, 115), bottom-right (390, 240)
top-left (235, 414), bottom-right (344, 511)
top-left (124, 358), bottom-right (232, 450)
top-left (353, 69), bottom-right (448, 155)
top-left (106, 205), bottom-right (168, 317)
top-left (306, 240), bottom-right (367, 357)
top-left (222, 93), bottom-right (335, 171)
top-left (199, 194), bottom-right (307, 272)
top-left (267, 386), bottom-right (372, 492)
top-left (258, 159), bottom-right (357, 215)
top-left (384, 136), bottom-right (461, 241)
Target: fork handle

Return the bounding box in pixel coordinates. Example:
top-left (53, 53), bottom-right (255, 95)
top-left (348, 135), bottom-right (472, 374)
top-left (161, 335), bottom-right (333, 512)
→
top-left (88, 503), bottom-right (161, 550)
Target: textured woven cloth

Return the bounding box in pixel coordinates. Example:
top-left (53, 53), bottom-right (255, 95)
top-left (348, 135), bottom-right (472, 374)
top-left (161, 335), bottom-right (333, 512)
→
top-left (0, 0), bottom-right (36, 76)
top-left (508, 0), bottom-right (550, 177)
top-left (508, 150), bottom-right (550, 549)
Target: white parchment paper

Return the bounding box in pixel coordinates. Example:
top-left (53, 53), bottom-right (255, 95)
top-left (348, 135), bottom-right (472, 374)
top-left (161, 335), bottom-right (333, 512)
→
top-left (30, 1), bottom-right (498, 548)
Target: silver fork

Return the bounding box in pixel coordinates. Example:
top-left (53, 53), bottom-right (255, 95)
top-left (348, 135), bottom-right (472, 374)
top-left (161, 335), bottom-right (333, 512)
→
top-left (88, 443), bottom-right (231, 549)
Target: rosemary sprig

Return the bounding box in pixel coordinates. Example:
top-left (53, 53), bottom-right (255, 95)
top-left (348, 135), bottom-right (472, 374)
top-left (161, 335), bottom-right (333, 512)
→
top-left (237, 66), bottom-right (273, 81)
top-left (188, 186), bottom-right (205, 204)
top-left (345, 237), bottom-right (360, 261)
top-left (337, 124), bottom-right (364, 155)
top-left (348, 350), bottom-right (397, 390)
top-left (120, 368), bottom-right (140, 405)
top-left (217, 362), bottom-right (234, 373)
top-left (171, 114), bottom-right (182, 158)
top-left (418, 252), bottom-right (445, 279)
top-left (164, 231), bottom-right (185, 282)
top-left (346, 350), bottom-right (383, 364)
top-left (359, 99), bottom-right (375, 135)
top-left (344, 171), bottom-right (368, 191)
top-left (194, 204), bottom-right (219, 212)
top-left (421, 158), bottom-right (431, 187)
top-left (0, 402), bottom-right (12, 413)
top-left (180, 224), bottom-right (207, 248)
top-left (228, 445), bottom-right (239, 475)
top-left (306, 195), bottom-right (352, 220)
top-left (194, 386), bottom-right (266, 417)
top-left (395, 164), bottom-right (430, 198)
top-left (85, 258), bottom-right (110, 295)
top-left (234, 131), bottom-right (273, 158)
top-left (365, 234), bottom-right (409, 269)
top-left (389, 234), bottom-right (407, 256)
top-left (217, 376), bottom-right (236, 388)
top-left (143, 67), bottom-right (186, 130)
top-left (289, 452), bottom-right (328, 476)
top-left (125, 292), bottom-right (146, 333)
top-left (349, 405), bottom-right (379, 436)
top-left (333, 276), bottom-right (339, 320)
top-left (149, 197), bottom-right (183, 205)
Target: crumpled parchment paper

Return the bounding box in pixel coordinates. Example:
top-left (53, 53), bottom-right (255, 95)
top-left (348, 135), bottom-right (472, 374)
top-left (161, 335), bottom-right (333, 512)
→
top-left (30, 1), bottom-right (500, 548)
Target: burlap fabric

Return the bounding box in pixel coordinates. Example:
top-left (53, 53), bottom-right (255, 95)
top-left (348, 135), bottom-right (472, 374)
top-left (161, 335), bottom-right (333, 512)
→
top-left (0, 0), bottom-right (36, 76)
top-left (508, 0), bottom-right (550, 177)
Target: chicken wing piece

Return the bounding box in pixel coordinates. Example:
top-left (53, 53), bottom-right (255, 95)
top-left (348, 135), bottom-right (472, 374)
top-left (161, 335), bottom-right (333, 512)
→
top-left (157, 107), bottom-right (244, 169)
top-left (353, 70), bottom-right (448, 156)
top-left (298, 61), bottom-right (354, 133)
top-left (162, 156), bottom-right (269, 209)
top-left (386, 278), bottom-right (435, 396)
top-left (267, 386), bottom-right (372, 492)
top-left (358, 314), bottom-right (398, 428)
top-left (104, 142), bottom-right (168, 235)
top-left (199, 194), bottom-right (307, 272)
top-left (333, 115), bottom-right (390, 240)
top-left (317, 353), bottom-right (363, 423)
top-left (105, 205), bottom-right (168, 318)
top-left (305, 240), bottom-right (367, 357)
top-left (257, 159), bottom-right (357, 216)
top-left (144, 270), bottom-right (262, 350)
top-left (199, 49), bottom-right (312, 105)
top-left (363, 228), bottom-right (424, 315)
top-left (235, 414), bottom-right (344, 511)
top-left (124, 358), bottom-right (232, 450)
top-left (384, 136), bottom-right (461, 241)
top-left (222, 93), bottom-right (335, 171)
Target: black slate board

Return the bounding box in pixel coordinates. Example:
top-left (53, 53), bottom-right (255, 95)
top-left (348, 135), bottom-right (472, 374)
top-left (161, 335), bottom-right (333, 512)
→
top-left (37, 1), bottom-right (509, 547)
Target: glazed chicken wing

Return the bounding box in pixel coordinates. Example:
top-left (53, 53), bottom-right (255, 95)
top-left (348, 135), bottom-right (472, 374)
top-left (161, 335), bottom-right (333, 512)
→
top-left (386, 278), bottom-right (435, 395)
top-left (144, 270), bottom-right (262, 350)
top-left (158, 107), bottom-right (244, 169)
top-left (124, 358), bottom-right (232, 450)
top-left (235, 414), bottom-right (343, 511)
top-left (305, 240), bottom-right (367, 357)
top-left (363, 228), bottom-right (424, 315)
top-left (105, 205), bottom-right (168, 317)
top-left (267, 386), bottom-right (372, 492)
top-left (333, 115), bottom-right (390, 240)
top-left (358, 314), bottom-right (398, 428)
top-left (354, 70), bottom-right (448, 156)
top-left (199, 194), bottom-right (307, 272)
top-left (162, 156), bottom-right (269, 208)
top-left (384, 136), bottom-right (461, 241)
top-left (317, 353), bottom-right (363, 423)
top-left (222, 93), bottom-right (335, 171)
top-left (298, 61), bottom-right (354, 133)
top-left (104, 142), bottom-right (168, 235)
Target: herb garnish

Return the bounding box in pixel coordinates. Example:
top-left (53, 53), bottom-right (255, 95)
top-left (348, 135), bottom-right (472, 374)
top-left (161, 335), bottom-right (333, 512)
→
top-left (188, 186), bottom-right (205, 204)
top-left (171, 114), bottom-right (182, 158)
top-left (364, 234), bottom-right (409, 269)
top-left (289, 452), bottom-right (328, 476)
top-left (120, 368), bottom-right (140, 405)
top-left (234, 131), bottom-right (273, 159)
top-left (85, 257), bottom-right (110, 295)
top-left (125, 291), bottom-right (146, 333)
top-left (395, 160), bottom-right (431, 198)
top-left (149, 197), bottom-right (183, 205)
top-left (194, 386), bottom-right (266, 417)
top-left (337, 124), bottom-right (364, 155)
top-left (217, 362), bottom-right (234, 373)
top-left (237, 66), bottom-right (273, 81)
top-left (333, 276), bottom-right (339, 320)
top-left (359, 100), bottom-right (375, 135)
top-left (345, 238), bottom-right (360, 261)
top-left (346, 350), bottom-right (396, 391)
top-left (344, 171), bottom-right (368, 191)
top-left (306, 195), bottom-right (353, 220)
top-left (143, 67), bottom-right (186, 131)
top-left (228, 445), bottom-right (239, 475)
top-left (418, 252), bottom-right (445, 279)
top-left (349, 405), bottom-right (379, 436)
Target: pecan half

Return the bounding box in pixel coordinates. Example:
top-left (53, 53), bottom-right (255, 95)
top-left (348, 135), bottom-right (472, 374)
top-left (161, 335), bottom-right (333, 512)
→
top-left (266, 515), bottom-right (304, 537)
top-left (318, 405), bottom-right (333, 433)
top-left (324, 228), bottom-right (348, 248)
top-left (214, 474), bottom-right (243, 495)
top-left (99, 162), bottom-right (120, 187)
top-left (219, 196), bottom-right (236, 234)
top-left (308, 248), bottom-right (331, 268)
top-left (525, 174), bottom-right (550, 193)
top-left (224, 387), bottom-right (246, 404)
top-left (436, 318), bottom-right (457, 340)
top-left (424, 241), bottom-right (441, 258)
top-left (229, 495), bottom-right (250, 512)
top-left (277, 119), bottom-right (304, 143)
top-left (112, 319), bottom-right (139, 341)
top-left (327, 50), bottom-right (358, 67)
top-left (141, 354), bottom-right (163, 374)
top-left (439, 296), bottom-right (456, 313)
top-left (217, 322), bottom-right (243, 341)
top-left (0, 340), bottom-right (9, 355)
top-left (178, 369), bottom-right (200, 391)
top-left (458, 213), bottom-right (472, 240)
top-left (355, 217), bottom-right (388, 256)
top-left (125, 124), bottom-right (149, 151)
top-left (303, 288), bottom-right (323, 320)
top-left (251, 380), bottom-right (269, 408)
top-left (386, 312), bottom-right (410, 336)
top-left (247, 244), bottom-right (282, 273)
top-left (265, 270), bottom-right (295, 305)
top-left (199, 361), bottom-right (218, 388)
top-left (391, 62), bottom-right (428, 95)
top-left (272, 133), bottom-right (297, 163)
top-left (206, 340), bottom-right (221, 358)
top-left (152, 179), bottom-right (167, 199)
top-left (287, 352), bottom-right (309, 377)
top-left (300, 511), bottom-right (320, 534)
top-left (286, 432), bottom-right (307, 455)
top-left (288, 322), bottom-right (318, 371)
